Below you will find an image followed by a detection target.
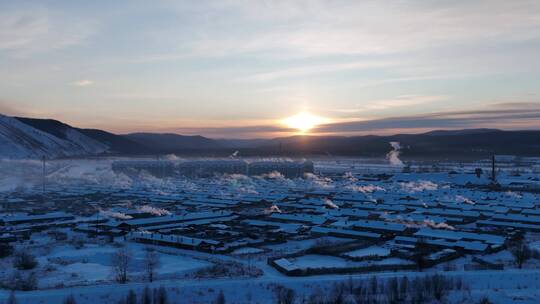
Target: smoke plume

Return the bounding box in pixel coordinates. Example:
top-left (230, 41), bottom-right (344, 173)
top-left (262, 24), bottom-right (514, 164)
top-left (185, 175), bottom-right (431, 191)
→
top-left (137, 205), bottom-right (171, 216)
top-left (386, 141), bottom-right (404, 166)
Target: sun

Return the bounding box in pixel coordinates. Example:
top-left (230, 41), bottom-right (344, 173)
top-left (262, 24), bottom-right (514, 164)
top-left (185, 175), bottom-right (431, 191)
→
top-left (281, 112), bottom-right (328, 133)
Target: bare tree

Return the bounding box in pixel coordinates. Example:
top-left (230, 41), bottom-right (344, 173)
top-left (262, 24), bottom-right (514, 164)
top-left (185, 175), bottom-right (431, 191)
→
top-left (478, 296), bottom-right (493, 304)
top-left (0, 243), bottom-right (14, 258)
top-left (430, 274), bottom-right (449, 301)
top-left (111, 247), bottom-right (131, 283)
top-left (125, 289), bottom-right (137, 304)
top-left (141, 286), bottom-right (152, 304)
top-left (215, 290), bottom-right (226, 304)
top-left (399, 276), bottom-right (409, 301)
top-left (7, 290), bottom-right (16, 304)
top-left (410, 277), bottom-right (425, 304)
top-left (412, 238), bottom-right (430, 271)
top-left (307, 287), bottom-right (326, 304)
top-left (144, 247), bottom-right (160, 282)
top-left (387, 277), bottom-right (399, 304)
top-left (275, 285), bottom-right (296, 304)
top-left (63, 295), bottom-right (77, 304)
top-left (510, 240), bottom-right (531, 269)
top-left (369, 276), bottom-right (378, 297)
top-left (328, 283), bottom-right (344, 304)
top-left (13, 250), bottom-right (38, 270)
top-left (8, 271), bottom-right (38, 291)
top-left (155, 286), bottom-right (168, 304)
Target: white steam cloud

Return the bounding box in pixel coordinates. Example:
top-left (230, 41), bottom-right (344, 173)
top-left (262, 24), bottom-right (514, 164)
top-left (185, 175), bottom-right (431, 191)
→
top-left (400, 180), bottom-right (438, 192)
top-left (386, 141), bottom-right (404, 167)
top-left (324, 199), bottom-right (339, 209)
top-left (390, 215), bottom-right (455, 230)
top-left (264, 205), bottom-right (282, 214)
top-left (454, 195), bottom-right (475, 205)
top-left (423, 219), bottom-right (455, 230)
top-left (137, 205), bottom-right (171, 216)
top-left (346, 184), bottom-right (385, 193)
top-left (99, 209), bottom-right (133, 220)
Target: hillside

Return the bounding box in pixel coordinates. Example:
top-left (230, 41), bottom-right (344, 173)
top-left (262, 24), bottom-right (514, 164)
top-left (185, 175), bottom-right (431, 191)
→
top-left (2, 114), bottom-right (540, 159)
top-left (0, 115), bottom-right (108, 159)
top-left (124, 133), bottom-right (221, 153)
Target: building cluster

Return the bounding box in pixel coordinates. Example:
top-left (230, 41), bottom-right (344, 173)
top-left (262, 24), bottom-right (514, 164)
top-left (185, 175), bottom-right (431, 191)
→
top-left (112, 159), bottom-right (314, 178)
top-left (2, 164), bottom-right (540, 277)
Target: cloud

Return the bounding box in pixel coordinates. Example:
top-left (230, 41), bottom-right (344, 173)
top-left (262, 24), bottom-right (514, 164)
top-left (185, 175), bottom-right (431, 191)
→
top-left (72, 80), bottom-right (94, 87)
top-left (315, 102), bottom-right (540, 134)
top-left (168, 102), bottom-right (540, 138)
top-left (156, 1), bottom-right (540, 59)
top-left (243, 61), bottom-right (393, 82)
top-left (171, 124), bottom-right (290, 138)
top-left (336, 95), bottom-right (448, 113)
top-left (0, 5), bottom-right (96, 56)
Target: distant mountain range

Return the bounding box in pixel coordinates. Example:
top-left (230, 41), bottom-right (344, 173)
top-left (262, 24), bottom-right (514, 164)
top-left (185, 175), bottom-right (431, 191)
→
top-left (1, 114), bottom-right (540, 159)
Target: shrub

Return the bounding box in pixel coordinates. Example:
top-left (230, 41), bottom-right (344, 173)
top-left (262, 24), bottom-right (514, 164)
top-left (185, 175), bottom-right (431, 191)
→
top-left (125, 289), bottom-right (137, 304)
top-left (478, 296), bottom-right (493, 304)
top-left (274, 284), bottom-right (296, 304)
top-left (13, 250), bottom-right (38, 270)
top-left (510, 241), bottom-right (531, 269)
top-left (214, 290), bottom-right (225, 304)
top-left (7, 290), bottom-right (16, 304)
top-left (63, 295), bottom-right (77, 304)
top-left (8, 271), bottom-right (38, 291)
top-left (111, 247), bottom-right (131, 283)
top-left (0, 243), bottom-right (14, 258)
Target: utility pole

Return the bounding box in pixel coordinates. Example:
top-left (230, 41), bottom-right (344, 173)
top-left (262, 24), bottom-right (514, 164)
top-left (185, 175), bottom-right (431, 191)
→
top-left (42, 156), bottom-right (46, 201)
top-left (491, 155), bottom-right (497, 182)
top-left (96, 210), bottom-right (99, 235)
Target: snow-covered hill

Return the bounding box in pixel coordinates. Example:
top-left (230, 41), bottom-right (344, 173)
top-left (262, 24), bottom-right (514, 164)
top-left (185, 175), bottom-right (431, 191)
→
top-left (0, 114), bottom-right (108, 159)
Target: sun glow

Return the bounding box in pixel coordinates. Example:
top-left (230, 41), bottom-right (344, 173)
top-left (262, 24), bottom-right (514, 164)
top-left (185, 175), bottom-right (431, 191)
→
top-left (282, 112), bottom-right (328, 133)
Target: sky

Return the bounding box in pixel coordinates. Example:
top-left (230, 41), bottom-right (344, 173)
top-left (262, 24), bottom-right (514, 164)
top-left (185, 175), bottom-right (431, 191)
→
top-left (1, 0), bottom-right (540, 138)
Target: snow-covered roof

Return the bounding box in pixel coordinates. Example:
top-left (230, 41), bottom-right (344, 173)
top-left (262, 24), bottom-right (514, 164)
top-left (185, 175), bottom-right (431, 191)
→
top-left (274, 258), bottom-right (300, 272)
top-left (332, 219), bottom-right (407, 233)
top-left (1, 212), bottom-right (74, 223)
top-left (311, 226), bottom-right (380, 239)
top-left (130, 231), bottom-right (220, 246)
top-left (118, 211), bottom-right (232, 227)
top-left (414, 228), bottom-right (504, 245)
top-left (269, 213), bottom-right (326, 225)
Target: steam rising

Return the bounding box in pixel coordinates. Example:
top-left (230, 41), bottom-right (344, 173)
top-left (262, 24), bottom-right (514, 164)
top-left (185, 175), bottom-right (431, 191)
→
top-left (304, 173), bottom-right (334, 189)
top-left (324, 199), bottom-right (339, 209)
top-left (346, 184), bottom-right (385, 193)
top-left (390, 215), bottom-right (455, 230)
top-left (400, 180), bottom-right (438, 192)
top-left (423, 219), bottom-right (455, 230)
top-left (455, 195), bottom-right (475, 205)
top-left (264, 205), bottom-right (282, 214)
top-left (137, 205), bottom-right (171, 216)
top-left (386, 141), bottom-right (404, 166)
top-left (99, 209), bottom-right (133, 220)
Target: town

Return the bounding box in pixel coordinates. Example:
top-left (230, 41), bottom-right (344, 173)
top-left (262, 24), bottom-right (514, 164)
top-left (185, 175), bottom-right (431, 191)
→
top-left (1, 156), bottom-right (540, 303)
